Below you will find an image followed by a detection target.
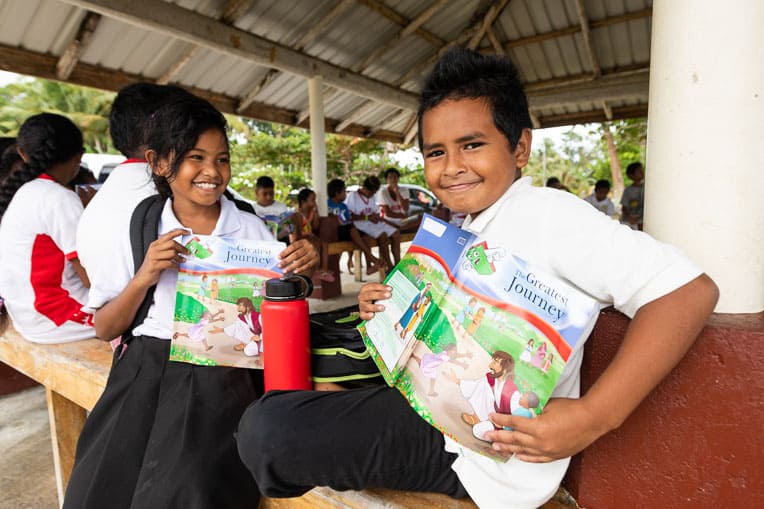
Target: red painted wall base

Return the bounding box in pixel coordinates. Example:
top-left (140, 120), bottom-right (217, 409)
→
top-left (565, 308), bottom-right (764, 508)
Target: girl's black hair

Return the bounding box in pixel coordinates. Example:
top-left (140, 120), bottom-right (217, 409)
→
top-left (144, 94), bottom-right (228, 198)
top-left (0, 143), bottom-right (23, 184)
top-left (362, 175), bottom-right (381, 193)
top-left (327, 178), bottom-right (345, 198)
top-left (384, 167), bottom-right (400, 179)
top-left (0, 113), bottom-right (83, 219)
top-left (297, 187), bottom-right (315, 207)
top-left (417, 47), bottom-right (531, 151)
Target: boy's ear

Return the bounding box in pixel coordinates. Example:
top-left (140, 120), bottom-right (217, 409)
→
top-left (16, 146), bottom-right (29, 163)
top-left (513, 128), bottom-right (533, 169)
top-left (146, 149), bottom-right (169, 176)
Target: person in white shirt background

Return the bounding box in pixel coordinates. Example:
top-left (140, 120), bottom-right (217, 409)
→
top-left (583, 179), bottom-right (617, 217)
top-left (0, 113), bottom-right (94, 343)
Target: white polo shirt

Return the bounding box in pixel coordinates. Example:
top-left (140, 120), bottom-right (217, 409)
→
top-left (0, 175), bottom-right (94, 343)
top-left (86, 196), bottom-right (274, 340)
top-left (76, 159), bottom-right (156, 277)
top-left (444, 177), bottom-right (702, 509)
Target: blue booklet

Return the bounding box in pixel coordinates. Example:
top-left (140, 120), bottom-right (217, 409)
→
top-left (358, 214), bottom-right (599, 459)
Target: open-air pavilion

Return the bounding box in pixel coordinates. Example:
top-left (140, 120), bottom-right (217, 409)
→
top-left (0, 0), bottom-right (762, 507)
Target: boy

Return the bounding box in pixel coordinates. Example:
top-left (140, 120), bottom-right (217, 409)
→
top-left (327, 178), bottom-right (382, 275)
top-left (237, 48), bottom-right (718, 508)
top-left (252, 175), bottom-right (291, 241)
top-left (584, 179), bottom-right (616, 217)
top-left (76, 83), bottom-right (193, 276)
top-left (620, 162), bottom-right (645, 230)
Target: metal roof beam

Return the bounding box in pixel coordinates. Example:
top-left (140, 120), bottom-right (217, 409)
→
top-left (61, 0), bottom-right (419, 111)
top-left (56, 12), bottom-right (101, 80)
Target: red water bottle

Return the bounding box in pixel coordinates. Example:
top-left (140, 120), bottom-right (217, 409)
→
top-left (261, 275), bottom-right (313, 391)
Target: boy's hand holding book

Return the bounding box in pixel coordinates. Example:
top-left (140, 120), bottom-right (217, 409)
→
top-left (358, 283), bottom-right (391, 320)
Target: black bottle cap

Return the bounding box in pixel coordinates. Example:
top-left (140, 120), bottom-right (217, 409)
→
top-left (265, 278), bottom-right (301, 301)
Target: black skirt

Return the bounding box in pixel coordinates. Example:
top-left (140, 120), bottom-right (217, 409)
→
top-left (63, 336), bottom-right (260, 509)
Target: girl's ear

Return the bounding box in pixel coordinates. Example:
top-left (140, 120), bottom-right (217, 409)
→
top-left (16, 146), bottom-right (29, 163)
top-left (146, 150), bottom-right (169, 176)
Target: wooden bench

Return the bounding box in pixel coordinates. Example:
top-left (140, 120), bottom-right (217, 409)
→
top-left (0, 325), bottom-right (576, 508)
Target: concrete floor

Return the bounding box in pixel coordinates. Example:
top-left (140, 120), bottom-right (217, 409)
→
top-left (0, 253), bottom-right (370, 509)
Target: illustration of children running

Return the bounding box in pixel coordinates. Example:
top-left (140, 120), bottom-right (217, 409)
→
top-left (209, 297), bottom-right (262, 356)
top-left (454, 296), bottom-right (477, 330)
top-left (531, 341), bottom-right (547, 369)
top-left (173, 307), bottom-right (225, 351)
top-left (411, 342), bottom-right (473, 397)
top-left (465, 307), bottom-right (486, 335)
top-left (541, 353), bottom-right (554, 375)
top-left (519, 338), bottom-right (534, 364)
top-left (394, 282), bottom-right (432, 340)
top-left (198, 274), bottom-right (210, 303)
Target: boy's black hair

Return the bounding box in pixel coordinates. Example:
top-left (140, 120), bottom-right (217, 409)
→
top-left (626, 162), bottom-right (643, 178)
top-left (546, 176), bottom-right (561, 188)
top-left (144, 94), bottom-right (228, 199)
top-left (68, 166), bottom-right (97, 189)
top-left (362, 175), bottom-right (381, 193)
top-left (110, 83), bottom-right (193, 158)
top-left (0, 143), bottom-right (22, 184)
top-left (256, 176), bottom-right (275, 189)
top-left (594, 179), bottom-right (611, 191)
top-left (417, 47), bottom-right (531, 151)
top-left (327, 178), bottom-right (346, 198)
top-left (0, 113), bottom-right (83, 219)
top-left (384, 167), bottom-right (400, 178)
top-left (297, 187), bottom-right (315, 206)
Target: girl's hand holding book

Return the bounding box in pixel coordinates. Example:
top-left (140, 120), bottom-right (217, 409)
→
top-left (485, 398), bottom-right (605, 463)
top-left (135, 228), bottom-right (190, 287)
top-left (278, 238), bottom-right (319, 276)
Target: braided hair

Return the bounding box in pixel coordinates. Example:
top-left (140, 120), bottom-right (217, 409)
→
top-left (0, 113), bottom-right (83, 219)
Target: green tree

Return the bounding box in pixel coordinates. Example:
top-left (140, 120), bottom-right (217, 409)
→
top-left (0, 78), bottom-right (115, 152)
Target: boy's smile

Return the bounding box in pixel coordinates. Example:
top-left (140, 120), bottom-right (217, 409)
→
top-left (421, 98), bottom-right (531, 217)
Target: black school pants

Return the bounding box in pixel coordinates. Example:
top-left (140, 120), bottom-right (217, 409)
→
top-left (236, 385), bottom-right (467, 498)
top-left (63, 336), bottom-right (260, 509)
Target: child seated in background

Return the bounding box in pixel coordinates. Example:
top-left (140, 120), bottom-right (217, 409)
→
top-left (583, 179), bottom-right (616, 217)
top-left (377, 167), bottom-right (420, 233)
top-left (0, 113), bottom-right (94, 343)
top-left (327, 178), bottom-right (382, 275)
top-left (253, 175), bottom-right (292, 242)
top-left (293, 187), bottom-right (334, 282)
top-left (346, 175), bottom-right (401, 269)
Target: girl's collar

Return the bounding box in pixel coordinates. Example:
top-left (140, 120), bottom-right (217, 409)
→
top-left (37, 173), bottom-right (55, 181)
top-left (121, 158), bottom-right (148, 165)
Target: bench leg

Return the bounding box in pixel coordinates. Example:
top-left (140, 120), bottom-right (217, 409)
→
top-left (46, 388), bottom-right (86, 507)
top-left (354, 250), bottom-right (363, 283)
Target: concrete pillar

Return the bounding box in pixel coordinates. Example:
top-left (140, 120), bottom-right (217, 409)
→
top-left (308, 76), bottom-right (328, 216)
top-left (644, 0), bottom-right (764, 313)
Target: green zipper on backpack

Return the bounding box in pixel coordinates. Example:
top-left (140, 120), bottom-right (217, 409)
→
top-left (311, 347), bottom-right (371, 360)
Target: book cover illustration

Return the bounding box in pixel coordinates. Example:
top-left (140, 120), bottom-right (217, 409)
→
top-left (171, 235), bottom-right (285, 368)
top-left (358, 215), bottom-right (599, 459)
top-left (262, 211), bottom-right (296, 239)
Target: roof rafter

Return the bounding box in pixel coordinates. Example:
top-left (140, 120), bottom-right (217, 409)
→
top-left (61, 0), bottom-right (419, 111)
top-left (356, 0), bottom-right (445, 47)
top-left (157, 0), bottom-right (255, 85)
top-left (56, 11), bottom-right (101, 80)
top-left (0, 43), bottom-right (406, 143)
top-left (574, 0), bottom-right (601, 78)
top-left (467, 0), bottom-right (511, 50)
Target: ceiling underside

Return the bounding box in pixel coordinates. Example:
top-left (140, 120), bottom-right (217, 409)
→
top-left (0, 0), bottom-right (652, 143)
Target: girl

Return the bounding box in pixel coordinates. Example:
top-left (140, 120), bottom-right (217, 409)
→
top-left (346, 175), bottom-right (401, 269)
top-left (293, 187), bottom-right (334, 282)
top-left (0, 113), bottom-right (94, 343)
top-left (63, 95), bottom-right (318, 509)
top-left (377, 167), bottom-right (420, 233)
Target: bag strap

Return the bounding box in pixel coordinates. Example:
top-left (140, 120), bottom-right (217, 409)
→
top-left (121, 194), bottom-right (165, 345)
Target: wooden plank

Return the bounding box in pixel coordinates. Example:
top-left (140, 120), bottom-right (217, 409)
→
top-left (0, 330), bottom-right (111, 411)
top-left (46, 388), bottom-right (87, 506)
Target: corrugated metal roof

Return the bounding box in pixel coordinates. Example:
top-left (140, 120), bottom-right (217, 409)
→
top-left (0, 0), bottom-right (652, 142)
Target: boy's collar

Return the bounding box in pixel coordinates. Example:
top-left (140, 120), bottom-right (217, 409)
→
top-left (462, 177), bottom-right (532, 233)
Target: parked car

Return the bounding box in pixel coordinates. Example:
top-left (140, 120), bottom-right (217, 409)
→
top-left (346, 183), bottom-right (439, 219)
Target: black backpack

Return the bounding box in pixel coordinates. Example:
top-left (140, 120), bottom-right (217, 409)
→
top-left (309, 305), bottom-right (383, 385)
